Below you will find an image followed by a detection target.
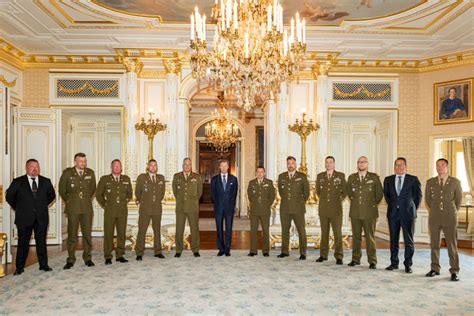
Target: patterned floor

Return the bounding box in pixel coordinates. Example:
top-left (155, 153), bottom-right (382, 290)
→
top-left (1, 249), bottom-right (473, 315)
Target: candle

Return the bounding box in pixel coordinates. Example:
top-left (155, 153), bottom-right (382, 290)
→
top-left (273, 0), bottom-right (277, 25)
top-left (267, 4), bottom-right (272, 31)
top-left (226, 0), bottom-right (231, 29)
top-left (290, 17), bottom-right (294, 41)
top-left (221, 0), bottom-right (225, 30)
top-left (278, 4), bottom-right (283, 33)
top-left (302, 19), bottom-right (306, 44)
top-left (190, 14), bottom-right (195, 40)
top-left (283, 30), bottom-right (288, 56)
top-left (202, 14), bottom-right (206, 39)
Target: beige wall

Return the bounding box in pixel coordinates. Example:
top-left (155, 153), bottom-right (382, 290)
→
top-left (22, 68), bottom-right (49, 107)
top-left (398, 64), bottom-right (474, 192)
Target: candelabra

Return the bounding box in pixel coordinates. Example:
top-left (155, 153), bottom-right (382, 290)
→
top-left (288, 112), bottom-right (319, 175)
top-left (135, 112), bottom-right (167, 161)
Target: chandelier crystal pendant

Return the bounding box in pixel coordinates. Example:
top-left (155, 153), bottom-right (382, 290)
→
top-left (190, 0), bottom-right (306, 112)
top-left (204, 94), bottom-right (240, 153)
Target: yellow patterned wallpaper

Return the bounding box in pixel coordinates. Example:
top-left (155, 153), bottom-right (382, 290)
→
top-left (398, 64), bottom-right (474, 192)
top-left (23, 69), bottom-right (49, 107)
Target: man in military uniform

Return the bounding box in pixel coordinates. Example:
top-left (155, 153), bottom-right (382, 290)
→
top-left (277, 156), bottom-right (310, 260)
top-left (59, 152), bottom-right (96, 269)
top-left (346, 156), bottom-right (383, 269)
top-left (135, 159), bottom-right (166, 260)
top-left (425, 158), bottom-right (463, 281)
top-left (96, 159), bottom-right (133, 265)
top-left (247, 166), bottom-right (276, 257)
top-left (315, 156), bottom-right (347, 265)
top-left (172, 158), bottom-right (203, 258)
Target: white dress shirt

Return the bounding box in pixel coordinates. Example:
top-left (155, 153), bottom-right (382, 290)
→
top-left (27, 175), bottom-right (38, 190)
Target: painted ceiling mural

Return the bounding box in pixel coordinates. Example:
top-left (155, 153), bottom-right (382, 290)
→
top-left (92, 0), bottom-right (425, 25)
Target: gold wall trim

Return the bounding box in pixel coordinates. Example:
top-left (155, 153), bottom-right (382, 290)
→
top-left (0, 75), bottom-right (17, 88)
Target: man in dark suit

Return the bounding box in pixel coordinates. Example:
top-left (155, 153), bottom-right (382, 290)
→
top-left (211, 159), bottom-right (238, 256)
top-left (5, 159), bottom-right (56, 275)
top-left (383, 157), bottom-right (422, 273)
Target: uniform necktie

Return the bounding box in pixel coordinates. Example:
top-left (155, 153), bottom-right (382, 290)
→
top-left (223, 175), bottom-right (227, 190)
top-left (258, 179), bottom-right (262, 186)
top-left (115, 176), bottom-right (119, 183)
top-left (185, 173), bottom-right (188, 181)
top-left (79, 171), bottom-right (83, 178)
top-left (440, 178), bottom-right (444, 187)
top-left (396, 176), bottom-right (402, 195)
top-left (152, 175), bottom-right (155, 183)
top-left (31, 177), bottom-right (38, 198)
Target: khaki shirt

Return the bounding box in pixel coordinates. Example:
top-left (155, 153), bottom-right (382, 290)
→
top-left (135, 173), bottom-right (165, 215)
top-left (316, 171), bottom-right (347, 218)
top-left (278, 171), bottom-right (310, 214)
top-left (247, 178), bottom-right (276, 216)
top-left (58, 167), bottom-right (96, 215)
top-left (172, 172), bottom-right (203, 213)
top-left (347, 172), bottom-right (383, 219)
top-left (96, 174), bottom-right (133, 217)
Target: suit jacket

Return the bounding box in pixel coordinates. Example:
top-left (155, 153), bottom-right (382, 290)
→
top-left (211, 174), bottom-right (238, 213)
top-left (6, 175), bottom-right (56, 226)
top-left (247, 178), bottom-right (276, 216)
top-left (135, 173), bottom-right (165, 215)
top-left (278, 171), bottom-right (310, 215)
top-left (383, 174), bottom-right (422, 219)
top-left (347, 172), bottom-right (384, 219)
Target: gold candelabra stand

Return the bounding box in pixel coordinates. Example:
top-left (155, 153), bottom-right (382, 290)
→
top-left (135, 112), bottom-right (167, 161)
top-left (288, 112), bottom-right (319, 175)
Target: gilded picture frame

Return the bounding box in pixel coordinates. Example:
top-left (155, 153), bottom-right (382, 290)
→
top-left (434, 78), bottom-right (473, 125)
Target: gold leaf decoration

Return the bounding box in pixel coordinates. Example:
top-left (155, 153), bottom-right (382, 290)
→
top-left (57, 82), bottom-right (118, 95)
top-left (334, 85), bottom-right (391, 98)
top-left (0, 75), bottom-right (17, 88)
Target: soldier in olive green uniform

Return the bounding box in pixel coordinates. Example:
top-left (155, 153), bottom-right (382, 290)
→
top-left (59, 152), bottom-right (96, 269)
top-left (315, 156), bottom-right (347, 264)
top-left (277, 156), bottom-right (310, 260)
top-left (96, 159), bottom-right (133, 264)
top-left (425, 158), bottom-right (463, 282)
top-left (247, 166), bottom-right (276, 257)
top-left (172, 158), bottom-right (203, 258)
top-left (346, 156), bottom-right (383, 269)
top-left (135, 159), bottom-right (166, 260)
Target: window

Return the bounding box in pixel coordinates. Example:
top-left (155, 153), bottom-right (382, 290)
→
top-left (456, 152), bottom-right (470, 192)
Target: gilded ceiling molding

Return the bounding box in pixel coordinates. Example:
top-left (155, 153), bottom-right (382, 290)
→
top-left (0, 75), bottom-right (17, 88)
top-left (122, 58), bottom-right (143, 75)
top-left (311, 62), bottom-right (333, 79)
top-left (163, 58), bottom-right (182, 75)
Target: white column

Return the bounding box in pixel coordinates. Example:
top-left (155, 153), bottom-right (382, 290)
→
top-left (276, 84), bottom-right (289, 175)
top-left (164, 72), bottom-right (179, 180)
top-left (1, 84), bottom-right (12, 262)
top-left (177, 97), bottom-right (189, 164)
top-left (264, 97), bottom-right (277, 180)
top-left (315, 74), bottom-right (330, 174)
top-left (123, 59), bottom-right (142, 180)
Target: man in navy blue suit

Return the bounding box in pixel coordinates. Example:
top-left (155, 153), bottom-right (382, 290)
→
top-left (211, 160), bottom-right (238, 256)
top-left (383, 157), bottom-right (422, 273)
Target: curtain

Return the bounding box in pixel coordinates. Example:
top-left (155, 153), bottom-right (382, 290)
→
top-left (462, 137), bottom-right (474, 233)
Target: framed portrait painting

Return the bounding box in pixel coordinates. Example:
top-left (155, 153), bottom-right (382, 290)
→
top-left (434, 78), bottom-right (473, 125)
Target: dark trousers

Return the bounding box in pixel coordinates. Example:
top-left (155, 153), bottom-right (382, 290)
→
top-left (16, 217), bottom-right (48, 270)
top-left (388, 209), bottom-right (415, 267)
top-left (214, 209), bottom-right (234, 254)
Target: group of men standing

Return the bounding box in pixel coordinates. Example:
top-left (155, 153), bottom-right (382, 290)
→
top-left (5, 152), bottom-right (463, 282)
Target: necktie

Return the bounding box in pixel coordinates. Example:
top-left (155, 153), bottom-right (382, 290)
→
top-left (223, 175), bottom-right (227, 190)
top-left (79, 171), bottom-right (83, 178)
top-left (116, 176), bottom-right (119, 183)
top-left (152, 175), bottom-right (155, 183)
top-left (396, 176), bottom-right (402, 195)
top-left (440, 178), bottom-right (444, 187)
top-left (31, 177), bottom-right (38, 199)
top-left (185, 173), bottom-right (188, 181)
top-left (258, 179), bottom-right (262, 186)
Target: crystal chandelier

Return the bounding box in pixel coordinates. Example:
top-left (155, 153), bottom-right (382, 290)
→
top-left (190, 0), bottom-right (306, 112)
top-left (205, 94), bottom-right (240, 153)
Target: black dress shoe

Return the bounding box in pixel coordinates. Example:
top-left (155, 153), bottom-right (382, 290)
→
top-left (385, 265), bottom-right (399, 271)
top-left (217, 251), bottom-right (224, 257)
top-left (13, 269), bottom-right (24, 275)
top-left (193, 252), bottom-right (200, 257)
top-left (263, 253), bottom-right (269, 257)
top-left (174, 253), bottom-right (182, 258)
top-left (347, 261), bottom-right (360, 266)
top-left (450, 273), bottom-right (459, 281)
top-left (369, 263), bottom-right (377, 269)
top-left (225, 253), bottom-right (231, 257)
top-left (105, 259), bottom-right (112, 265)
top-left (40, 266), bottom-right (53, 272)
top-left (299, 255), bottom-right (306, 260)
top-left (248, 253), bottom-right (257, 257)
top-left (405, 267), bottom-right (413, 274)
top-left (425, 270), bottom-right (440, 277)
top-left (116, 257), bottom-right (128, 263)
top-left (277, 253), bottom-right (289, 258)
top-left (85, 260), bottom-right (95, 267)
top-left (136, 256), bottom-right (143, 261)
top-left (63, 262), bottom-right (74, 270)
top-left (154, 254), bottom-right (165, 259)
top-left (336, 259), bottom-right (343, 265)
top-left (315, 256), bottom-right (327, 262)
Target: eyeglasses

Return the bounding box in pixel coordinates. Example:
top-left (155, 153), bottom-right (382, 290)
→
top-left (357, 161), bottom-right (368, 164)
